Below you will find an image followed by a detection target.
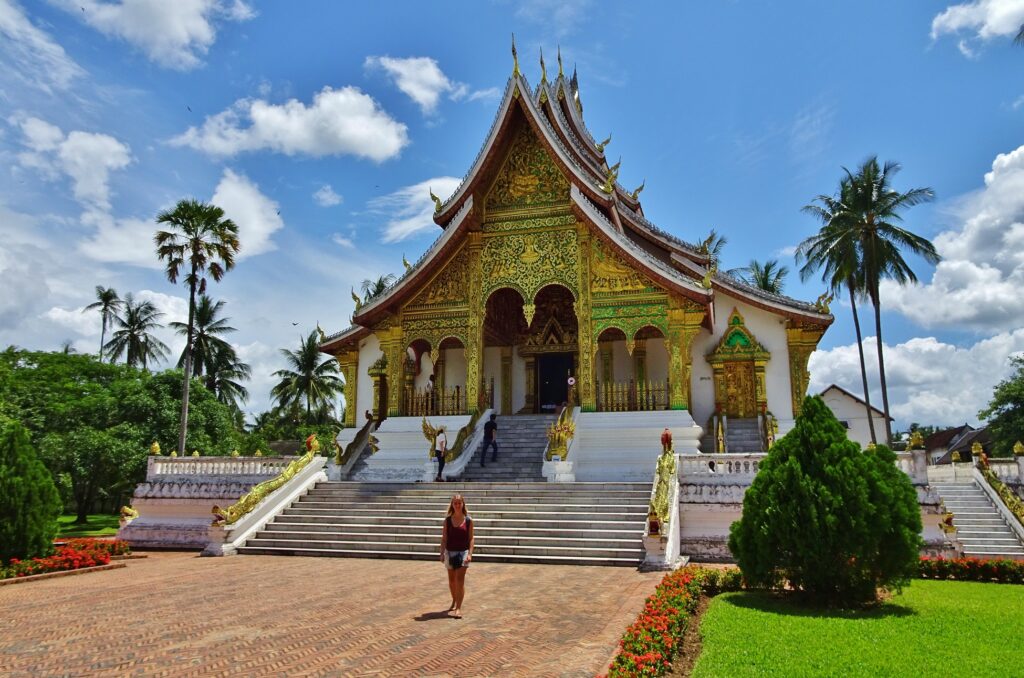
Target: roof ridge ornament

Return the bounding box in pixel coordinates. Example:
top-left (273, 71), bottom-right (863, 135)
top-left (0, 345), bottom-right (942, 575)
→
top-left (539, 47), bottom-right (547, 83)
top-left (596, 133), bottom-right (611, 153)
top-left (701, 264), bottom-right (716, 290)
top-left (630, 179), bottom-right (645, 200)
top-left (557, 46), bottom-right (564, 78)
top-left (601, 162), bottom-right (619, 194)
top-left (512, 33), bottom-right (520, 77)
top-left (429, 187), bottom-right (442, 214)
top-left (402, 254), bottom-right (412, 271)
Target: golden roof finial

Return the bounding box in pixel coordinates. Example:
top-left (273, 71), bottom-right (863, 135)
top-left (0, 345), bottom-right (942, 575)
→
top-left (539, 47), bottom-right (547, 83)
top-left (557, 46), bottom-right (564, 77)
top-left (429, 187), bottom-right (442, 214)
top-left (596, 133), bottom-right (611, 153)
top-left (608, 156), bottom-right (621, 175)
top-left (630, 179), bottom-right (645, 200)
top-left (402, 254), bottom-right (411, 271)
top-left (511, 33), bottom-right (520, 77)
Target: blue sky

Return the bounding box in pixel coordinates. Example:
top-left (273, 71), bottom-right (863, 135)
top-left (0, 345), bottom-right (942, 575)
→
top-left (1, 0), bottom-right (1023, 428)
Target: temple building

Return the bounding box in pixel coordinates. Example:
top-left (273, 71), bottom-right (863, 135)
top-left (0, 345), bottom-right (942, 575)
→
top-left (320, 48), bottom-right (833, 482)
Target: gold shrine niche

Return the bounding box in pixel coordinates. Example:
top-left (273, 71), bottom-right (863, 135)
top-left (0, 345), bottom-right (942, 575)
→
top-left (707, 309), bottom-right (770, 419)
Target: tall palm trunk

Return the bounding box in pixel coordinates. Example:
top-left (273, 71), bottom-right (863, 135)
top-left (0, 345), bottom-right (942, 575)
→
top-left (98, 315), bottom-right (107, 362)
top-left (178, 270), bottom-right (197, 455)
top-left (871, 294), bottom-right (893, 444)
top-left (848, 284), bottom-right (876, 444)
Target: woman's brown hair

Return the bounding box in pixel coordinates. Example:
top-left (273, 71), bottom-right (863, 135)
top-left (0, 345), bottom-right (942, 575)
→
top-left (446, 494), bottom-right (469, 518)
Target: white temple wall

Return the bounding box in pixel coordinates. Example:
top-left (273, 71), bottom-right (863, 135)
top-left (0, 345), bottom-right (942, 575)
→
top-left (690, 331), bottom-right (716, 427)
top-left (443, 347), bottom-right (467, 389)
top-left (821, 388), bottom-right (888, 449)
top-left (611, 340), bottom-right (631, 381)
top-left (356, 334), bottom-right (383, 419)
top-left (512, 347), bottom-right (526, 414)
top-left (645, 337), bottom-right (669, 383)
top-left (483, 346), bottom-right (502, 408)
top-left (413, 351), bottom-right (433, 389)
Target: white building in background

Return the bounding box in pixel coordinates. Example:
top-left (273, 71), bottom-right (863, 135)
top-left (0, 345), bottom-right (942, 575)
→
top-left (820, 384), bottom-right (891, 449)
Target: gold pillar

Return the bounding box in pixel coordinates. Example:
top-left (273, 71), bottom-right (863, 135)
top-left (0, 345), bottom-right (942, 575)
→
top-left (500, 347), bottom-right (513, 414)
top-left (336, 349), bottom-right (359, 428)
top-left (367, 357), bottom-right (387, 422)
top-left (377, 326), bottom-right (404, 417)
top-left (786, 321), bottom-right (826, 417)
top-left (465, 232), bottom-right (484, 413)
top-left (576, 224), bottom-right (596, 411)
top-left (667, 297), bottom-right (706, 410)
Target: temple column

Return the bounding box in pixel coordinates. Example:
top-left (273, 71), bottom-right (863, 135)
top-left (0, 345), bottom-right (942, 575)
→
top-left (667, 298), bottom-right (706, 411)
top-left (368, 358), bottom-right (387, 422)
top-left (524, 355), bottom-right (536, 413)
top-left (786, 321), bottom-right (826, 417)
top-left (633, 339), bottom-right (647, 383)
top-left (575, 224), bottom-right (596, 412)
top-left (465, 232), bottom-right (484, 414)
top-left (336, 349), bottom-right (359, 428)
top-left (377, 325), bottom-right (404, 417)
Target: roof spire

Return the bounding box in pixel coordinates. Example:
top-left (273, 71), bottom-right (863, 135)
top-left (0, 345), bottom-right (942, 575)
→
top-left (630, 179), bottom-right (646, 200)
top-left (557, 46), bottom-right (564, 77)
top-left (511, 33), bottom-right (520, 77)
top-left (429, 187), bottom-right (442, 214)
top-left (596, 134), bottom-right (611, 153)
top-left (539, 47), bottom-right (547, 83)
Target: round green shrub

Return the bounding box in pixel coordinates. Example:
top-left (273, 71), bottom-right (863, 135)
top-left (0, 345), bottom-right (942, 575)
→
top-left (728, 395), bottom-right (922, 605)
top-left (0, 421), bottom-right (62, 564)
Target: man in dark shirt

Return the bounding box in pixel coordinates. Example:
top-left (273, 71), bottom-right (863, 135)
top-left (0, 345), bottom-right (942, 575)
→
top-left (481, 414), bottom-right (498, 467)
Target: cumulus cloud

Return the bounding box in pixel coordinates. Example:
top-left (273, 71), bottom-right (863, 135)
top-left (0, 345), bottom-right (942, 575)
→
top-left (78, 211), bottom-right (160, 268)
top-left (931, 0), bottom-right (1024, 55)
top-left (369, 176), bottom-right (462, 243)
top-left (365, 56), bottom-right (499, 114)
top-left (313, 184), bottom-right (343, 207)
top-left (56, 0), bottom-right (255, 70)
top-left (14, 116), bottom-right (132, 211)
top-left (211, 169), bottom-right (283, 259)
top-left (809, 331), bottom-right (1024, 427)
top-left (170, 87), bottom-right (409, 161)
top-left (881, 143), bottom-right (1024, 331)
top-left (0, 0), bottom-right (85, 93)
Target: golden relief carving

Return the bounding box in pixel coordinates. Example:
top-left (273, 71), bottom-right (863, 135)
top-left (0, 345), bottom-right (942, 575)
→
top-left (481, 229), bottom-right (579, 301)
top-left (409, 248), bottom-right (469, 307)
top-left (590, 239), bottom-right (654, 294)
top-left (486, 123), bottom-right (569, 212)
top-left (723, 361), bottom-right (757, 418)
top-left (786, 320), bottom-right (827, 417)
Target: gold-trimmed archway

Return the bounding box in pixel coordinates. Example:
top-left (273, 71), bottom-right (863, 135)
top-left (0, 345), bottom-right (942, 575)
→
top-left (707, 308), bottom-right (770, 418)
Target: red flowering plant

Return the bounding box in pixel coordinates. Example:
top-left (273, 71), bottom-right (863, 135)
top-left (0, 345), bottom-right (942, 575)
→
top-left (64, 538), bottom-right (131, 557)
top-left (604, 567), bottom-right (742, 678)
top-left (919, 556), bottom-right (1024, 584)
top-left (1, 545), bottom-right (111, 580)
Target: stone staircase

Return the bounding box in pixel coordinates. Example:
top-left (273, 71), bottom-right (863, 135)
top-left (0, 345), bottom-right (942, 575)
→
top-left (237, 481), bottom-right (649, 566)
top-left (458, 414), bottom-right (554, 482)
top-left (934, 482), bottom-right (1024, 559)
top-left (700, 417), bottom-right (763, 453)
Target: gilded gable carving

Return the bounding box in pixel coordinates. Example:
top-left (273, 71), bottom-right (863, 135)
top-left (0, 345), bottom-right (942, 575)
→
top-left (481, 229), bottom-right (578, 301)
top-left (590, 238), bottom-right (656, 294)
top-left (409, 248), bottom-right (468, 307)
top-left (486, 123), bottom-right (569, 212)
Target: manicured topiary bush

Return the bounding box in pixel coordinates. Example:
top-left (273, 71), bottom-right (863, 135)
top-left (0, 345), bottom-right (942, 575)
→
top-left (728, 395), bottom-right (922, 605)
top-left (0, 422), bottom-right (62, 564)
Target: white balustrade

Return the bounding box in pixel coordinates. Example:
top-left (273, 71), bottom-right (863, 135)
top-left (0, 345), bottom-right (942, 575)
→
top-left (894, 452), bottom-right (915, 477)
top-left (679, 453), bottom-right (764, 480)
top-left (148, 456), bottom-right (296, 478)
top-left (988, 459), bottom-right (1021, 483)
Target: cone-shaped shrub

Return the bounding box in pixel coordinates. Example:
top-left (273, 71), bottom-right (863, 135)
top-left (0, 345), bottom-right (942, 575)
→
top-left (728, 395), bottom-right (922, 605)
top-left (0, 421), bottom-right (62, 564)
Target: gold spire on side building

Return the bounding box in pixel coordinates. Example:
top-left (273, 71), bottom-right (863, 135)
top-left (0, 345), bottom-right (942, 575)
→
top-left (512, 33), bottom-right (520, 77)
top-left (539, 47), bottom-right (547, 83)
top-left (596, 133), bottom-right (611, 153)
top-left (630, 179), bottom-right (645, 200)
top-left (557, 46), bottom-right (564, 77)
top-left (429, 187), bottom-right (442, 214)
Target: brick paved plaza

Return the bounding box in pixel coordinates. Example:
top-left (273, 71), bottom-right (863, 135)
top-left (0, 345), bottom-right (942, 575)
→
top-left (0, 552), bottom-right (661, 677)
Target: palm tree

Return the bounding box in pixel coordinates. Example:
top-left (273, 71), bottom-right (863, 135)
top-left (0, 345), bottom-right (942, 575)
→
top-left (698, 229), bottom-right (727, 265)
top-left (83, 286), bottom-right (122, 362)
top-left (205, 343), bottom-right (251, 410)
top-left (732, 259), bottom-right (789, 294)
top-left (104, 293), bottom-right (169, 369)
top-left (169, 295), bottom-right (236, 377)
top-left (798, 178), bottom-right (878, 444)
top-left (843, 157), bottom-right (938, 444)
top-left (271, 330), bottom-right (344, 422)
top-left (155, 199), bottom-right (240, 458)
top-left (1016, 24), bottom-right (1024, 46)
top-left (59, 340), bottom-right (77, 354)
top-left (360, 274), bottom-right (396, 303)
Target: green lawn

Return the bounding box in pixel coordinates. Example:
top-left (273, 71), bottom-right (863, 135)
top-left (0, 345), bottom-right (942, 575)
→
top-left (57, 514), bottom-right (120, 538)
top-left (693, 580), bottom-right (1024, 678)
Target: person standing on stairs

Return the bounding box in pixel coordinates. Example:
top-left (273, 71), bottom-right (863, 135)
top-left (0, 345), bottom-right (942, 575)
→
top-left (440, 494), bottom-right (474, 618)
top-left (480, 413), bottom-right (498, 467)
top-left (434, 426), bottom-right (448, 482)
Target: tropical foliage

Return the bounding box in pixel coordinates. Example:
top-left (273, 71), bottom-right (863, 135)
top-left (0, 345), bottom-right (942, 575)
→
top-left (360, 274), bottom-right (397, 302)
top-left (697, 228), bottom-right (727, 265)
top-left (170, 295), bottom-right (235, 377)
top-left (0, 421), bottom-right (62, 564)
top-left (978, 355), bottom-right (1024, 457)
top-left (728, 395), bottom-right (922, 605)
top-left (103, 293), bottom-right (169, 370)
top-left (271, 330), bottom-right (344, 422)
top-left (155, 198), bottom-right (241, 459)
top-left (732, 259), bottom-right (788, 294)
top-left (82, 286), bottom-right (122, 362)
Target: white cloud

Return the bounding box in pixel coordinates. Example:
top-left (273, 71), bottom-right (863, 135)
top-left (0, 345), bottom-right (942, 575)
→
top-left (78, 211), bottom-right (159, 268)
top-left (14, 116), bottom-right (132, 211)
top-left (366, 56), bottom-right (463, 114)
top-left (0, 0), bottom-right (85, 93)
top-left (170, 86), bottom-right (409, 161)
top-left (313, 184), bottom-right (343, 207)
top-left (56, 0), bottom-right (255, 70)
top-left (331, 233), bottom-right (354, 248)
top-left (774, 245), bottom-right (798, 258)
top-left (211, 169), bottom-right (283, 259)
top-left (368, 176), bottom-right (462, 243)
top-left (881, 143), bottom-right (1024, 331)
top-left (0, 232), bottom-right (51, 326)
top-left (44, 306), bottom-right (99, 337)
top-left (788, 102), bottom-right (834, 164)
top-left (466, 87), bottom-right (501, 103)
top-left (810, 331), bottom-right (1024, 428)
top-left (932, 0), bottom-right (1024, 54)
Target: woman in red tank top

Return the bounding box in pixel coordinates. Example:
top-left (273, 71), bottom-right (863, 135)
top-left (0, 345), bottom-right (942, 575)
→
top-left (440, 494), bottom-right (474, 618)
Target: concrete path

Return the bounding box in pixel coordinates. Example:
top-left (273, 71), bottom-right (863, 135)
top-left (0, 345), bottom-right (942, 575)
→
top-left (0, 552), bottom-right (661, 677)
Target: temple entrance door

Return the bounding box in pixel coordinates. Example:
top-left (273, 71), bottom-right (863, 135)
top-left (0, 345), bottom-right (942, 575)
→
top-left (536, 353), bottom-right (574, 413)
top-left (377, 376), bottom-right (389, 422)
top-left (723, 361), bottom-right (757, 418)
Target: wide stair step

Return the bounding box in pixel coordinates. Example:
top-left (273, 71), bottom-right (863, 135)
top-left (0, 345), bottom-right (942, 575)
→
top-left (237, 480), bottom-right (651, 566)
top-left (933, 481), bottom-right (1024, 560)
top-left (458, 415), bottom-right (555, 482)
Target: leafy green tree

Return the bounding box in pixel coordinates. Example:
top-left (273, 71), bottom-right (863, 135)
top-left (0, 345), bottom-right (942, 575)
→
top-left (0, 421), bottom-right (62, 562)
top-left (360, 274), bottom-right (396, 303)
top-left (728, 395), bottom-right (922, 605)
top-left (155, 199), bottom-right (241, 461)
top-left (83, 286), bottom-right (122, 362)
top-left (205, 343), bottom-right (251, 410)
top-left (104, 293), bottom-right (169, 369)
top-left (799, 178), bottom-right (877, 443)
top-left (979, 355), bottom-right (1024, 457)
top-left (170, 295), bottom-right (236, 377)
top-left (271, 331), bottom-right (344, 423)
top-left (732, 259), bottom-right (788, 294)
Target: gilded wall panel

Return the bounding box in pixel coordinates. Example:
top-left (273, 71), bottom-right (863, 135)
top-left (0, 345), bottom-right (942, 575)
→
top-left (407, 247), bottom-right (468, 309)
top-left (485, 123), bottom-right (570, 213)
top-left (481, 229), bottom-right (579, 301)
top-left (590, 238), bottom-right (658, 295)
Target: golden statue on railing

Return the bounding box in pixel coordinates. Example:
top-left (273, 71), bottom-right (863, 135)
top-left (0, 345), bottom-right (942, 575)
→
top-left (648, 434), bottom-right (677, 536)
top-left (546, 404), bottom-right (576, 461)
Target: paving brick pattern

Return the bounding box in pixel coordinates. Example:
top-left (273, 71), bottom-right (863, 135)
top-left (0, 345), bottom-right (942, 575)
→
top-left (0, 552), bottom-right (661, 677)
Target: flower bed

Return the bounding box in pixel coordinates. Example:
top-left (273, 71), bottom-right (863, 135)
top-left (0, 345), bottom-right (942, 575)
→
top-left (605, 567), bottom-right (742, 677)
top-left (1, 545), bottom-right (111, 580)
top-left (64, 538), bottom-right (132, 557)
top-left (918, 557), bottom-right (1024, 584)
